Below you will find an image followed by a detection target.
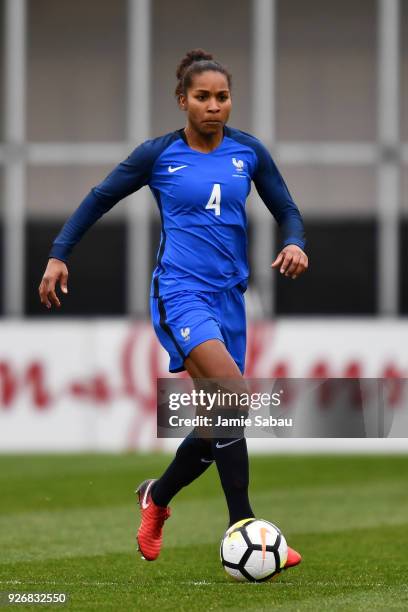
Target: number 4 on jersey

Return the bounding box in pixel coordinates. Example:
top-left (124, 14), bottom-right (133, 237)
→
top-left (205, 183), bottom-right (221, 216)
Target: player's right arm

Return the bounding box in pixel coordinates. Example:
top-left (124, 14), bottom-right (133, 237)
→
top-left (38, 139), bottom-right (160, 309)
top-left (39, 258), bottom-right (69, 309)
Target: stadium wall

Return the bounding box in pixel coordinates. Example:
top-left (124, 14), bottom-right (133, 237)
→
top-left (0, 320), bottom-right (407, 453)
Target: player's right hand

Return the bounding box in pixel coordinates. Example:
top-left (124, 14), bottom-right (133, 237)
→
top-left (38, 258), bottom-right (69, 309)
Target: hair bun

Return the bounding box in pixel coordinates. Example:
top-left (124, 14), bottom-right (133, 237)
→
top-left (176, 48), bottom-right (214, 81)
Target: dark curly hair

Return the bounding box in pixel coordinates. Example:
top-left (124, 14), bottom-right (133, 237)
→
top-left (175, 48), bottom-right (232, 99)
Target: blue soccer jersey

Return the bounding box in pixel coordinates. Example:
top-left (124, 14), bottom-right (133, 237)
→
top-left (49, 126), bottom-right (305, 297)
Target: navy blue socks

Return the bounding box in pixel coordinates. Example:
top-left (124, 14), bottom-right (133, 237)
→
top-left (211, 436), bottom-right (254, 526)
top-left (151, 430), bottom-right (255, 528)
top-left (151, 431), bottom-right (213, 507)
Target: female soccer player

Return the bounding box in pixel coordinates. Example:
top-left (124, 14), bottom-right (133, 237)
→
top-left (39, 49), bottom-right (308, 568)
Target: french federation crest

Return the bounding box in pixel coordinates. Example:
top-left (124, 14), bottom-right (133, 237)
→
top-left (180, 327), bottom-right (190, 342)
top-left (232, 158), bottom-right (244, 172)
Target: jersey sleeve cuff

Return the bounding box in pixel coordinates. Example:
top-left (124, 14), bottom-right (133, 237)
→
top-left (49, 244), bottom-right (69, 262)
top-left (282, 237), bottom-right (306, 250)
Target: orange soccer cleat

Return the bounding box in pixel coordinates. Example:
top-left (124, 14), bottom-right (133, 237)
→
top-left (136, 479), bottom-right (171, 561)
top-left (284, 546), bottom-right (302, 569)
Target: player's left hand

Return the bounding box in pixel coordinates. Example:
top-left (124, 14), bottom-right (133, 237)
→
top-left (271, 245), bottom-right (308, 279)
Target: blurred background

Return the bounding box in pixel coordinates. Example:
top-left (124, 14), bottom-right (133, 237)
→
top-left (0, 0), bottom-right (407, 451)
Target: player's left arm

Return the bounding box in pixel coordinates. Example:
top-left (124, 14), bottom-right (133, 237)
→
top-left (252, 142), bottom-right (308, 280)
top-left (271, 244), bottom-right (308, 280)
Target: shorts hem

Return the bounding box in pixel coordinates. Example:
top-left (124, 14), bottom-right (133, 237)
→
top-left (168, 335), bottom-right (225, 374)
top-left (169, 365), bottom-right (186, 373)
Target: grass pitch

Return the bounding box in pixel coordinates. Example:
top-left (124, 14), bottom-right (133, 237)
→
top-left (0, 453), bottom-right (407, 611)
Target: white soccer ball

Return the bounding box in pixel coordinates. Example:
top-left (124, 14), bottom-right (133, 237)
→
top-left (220, 518), bottom-right (288, 582)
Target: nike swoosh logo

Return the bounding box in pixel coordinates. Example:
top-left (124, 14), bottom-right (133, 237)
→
top-left (215, 438), bottom-right (244, 449)
top-left (168, 165), bottom-right (187, 173)
top-left (141, 480), bottom-right (154, 509)
top-left (201, 458), bottom-right (213, 463)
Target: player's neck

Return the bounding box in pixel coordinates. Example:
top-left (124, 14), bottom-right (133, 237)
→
top-left (183, 125), bottom-right (224, 153)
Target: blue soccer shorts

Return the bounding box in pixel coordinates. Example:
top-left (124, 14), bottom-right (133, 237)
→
top-left (150, 284), bottom-right (246, 374)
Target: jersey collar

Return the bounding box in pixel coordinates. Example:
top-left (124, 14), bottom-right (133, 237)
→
top-left (177, 126), bottom-right (227, 153)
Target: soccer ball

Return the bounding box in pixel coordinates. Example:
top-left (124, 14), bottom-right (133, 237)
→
top-left (220, 518), bottom-right (288, 582)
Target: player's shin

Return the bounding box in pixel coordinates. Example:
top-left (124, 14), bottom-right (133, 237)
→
top-left (212, 435), bottom-right (254, 527)
top-left (151, 430), bottom-right (214, 507)
top-left (210, 380), bottom-right (254, 526)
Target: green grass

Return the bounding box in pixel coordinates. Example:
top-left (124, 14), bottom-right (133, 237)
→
top-left (0, 454), bottom-right (407, 611)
